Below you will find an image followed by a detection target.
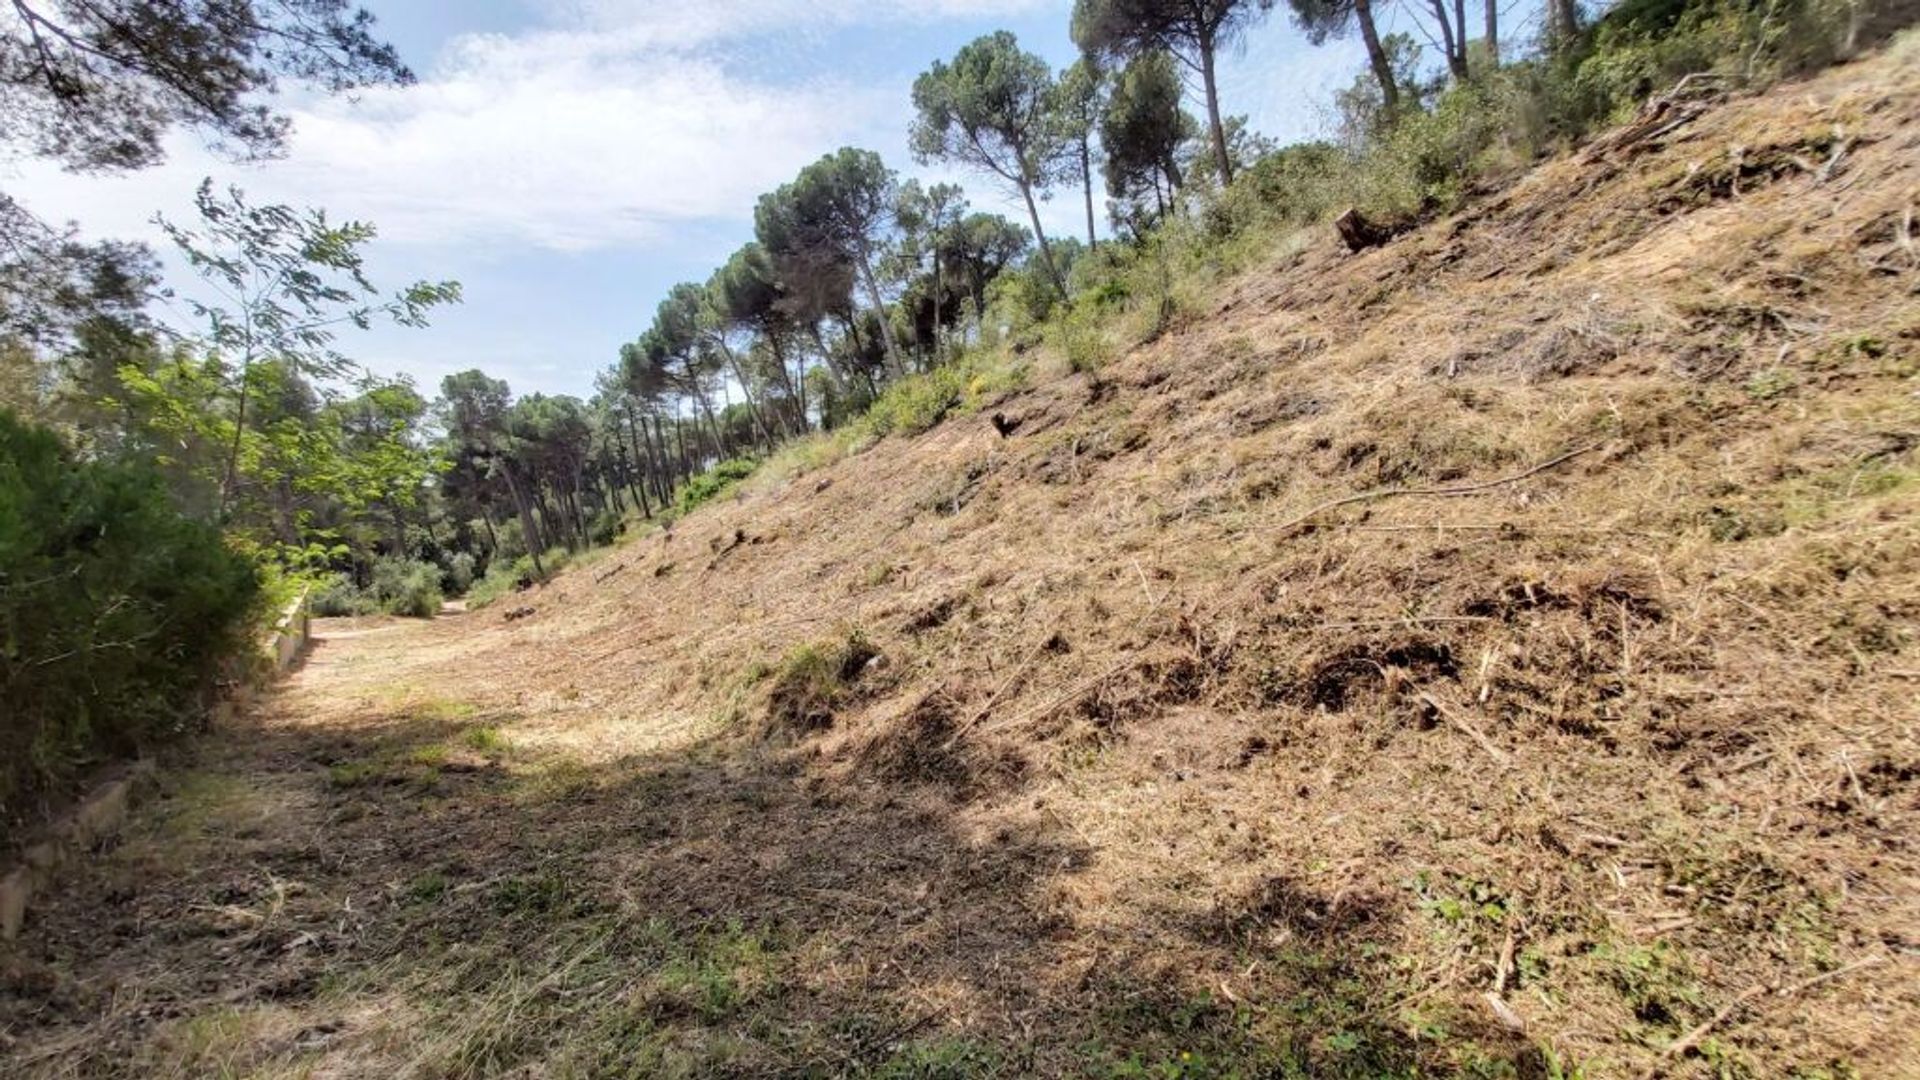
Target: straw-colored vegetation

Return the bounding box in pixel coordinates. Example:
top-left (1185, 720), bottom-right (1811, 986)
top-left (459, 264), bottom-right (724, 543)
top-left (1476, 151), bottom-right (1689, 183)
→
top-left (4, 31), bottom-right (1916, 1078)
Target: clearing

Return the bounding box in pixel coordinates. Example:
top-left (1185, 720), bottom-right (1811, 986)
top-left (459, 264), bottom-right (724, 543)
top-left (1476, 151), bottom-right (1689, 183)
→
top-left (5, 36), bottom-right (1920, 1080)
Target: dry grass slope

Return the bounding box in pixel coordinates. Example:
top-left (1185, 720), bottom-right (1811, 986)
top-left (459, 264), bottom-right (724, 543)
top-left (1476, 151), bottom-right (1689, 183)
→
top-left (4, 36), bottom-right (1919, 1080)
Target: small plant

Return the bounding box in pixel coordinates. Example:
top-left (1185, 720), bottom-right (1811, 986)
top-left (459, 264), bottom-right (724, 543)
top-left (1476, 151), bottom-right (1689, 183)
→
top-left (1745, 367), bottom-right (1798, 400)
top-left (464, 726), bottom-right (510, 753)
top-left (764, 629), bottom-right (880, 734)
top-left (327, 759), bottom-right (383, 788)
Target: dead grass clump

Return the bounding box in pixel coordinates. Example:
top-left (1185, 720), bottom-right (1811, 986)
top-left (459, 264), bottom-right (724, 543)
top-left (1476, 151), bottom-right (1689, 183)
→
top-left (1274, 637), bottom-right (1460, 713)
top-left (1652, 129), bottom-right (1849, 214)
top-left (1206, 874), bottom-right (1393, 950)
top-left (853, 693), bottom-right (1027, 796)
top-left (763, 630), bottom-right (882, 736)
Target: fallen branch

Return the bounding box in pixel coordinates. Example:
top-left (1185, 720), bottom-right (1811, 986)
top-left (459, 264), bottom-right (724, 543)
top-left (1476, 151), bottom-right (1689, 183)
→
top-left (942, 636), bottom-right (1056, 749)
top-left (1417, 691), bottom-right (1512, 767)
top-left (1641, 956), bottom-right (1887, 1078)
top-left (1272, 444), bottom-right (1605, 537)
top-left (1316, 616), bottom-right (1495, 631)
top-left (971, 655), bottom-right (1139, 740)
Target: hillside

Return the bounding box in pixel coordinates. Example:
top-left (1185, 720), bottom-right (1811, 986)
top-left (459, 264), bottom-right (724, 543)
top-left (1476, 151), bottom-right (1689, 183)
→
top-left (5, 35), bottom-right (1918, 1079)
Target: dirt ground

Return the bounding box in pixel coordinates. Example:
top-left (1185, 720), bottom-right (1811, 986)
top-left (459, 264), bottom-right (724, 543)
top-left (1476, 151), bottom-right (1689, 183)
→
top-left (5, 34), bottom-right (1920, 1080)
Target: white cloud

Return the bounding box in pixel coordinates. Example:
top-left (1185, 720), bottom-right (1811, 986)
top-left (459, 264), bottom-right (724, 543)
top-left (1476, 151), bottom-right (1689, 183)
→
top-left (4, 1), bottom-right (1065, 255)
top-left (547, 0), bottom-right (1056, 43)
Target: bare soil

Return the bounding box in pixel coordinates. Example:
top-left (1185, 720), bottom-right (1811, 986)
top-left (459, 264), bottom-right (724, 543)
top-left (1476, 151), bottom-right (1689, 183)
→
top-left (4, 38), bottom-right (1919, 1080)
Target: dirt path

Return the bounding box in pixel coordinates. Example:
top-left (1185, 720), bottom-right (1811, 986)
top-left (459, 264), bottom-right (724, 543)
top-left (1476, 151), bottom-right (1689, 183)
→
top-left (0, 613), bottom-right (1114, 1078)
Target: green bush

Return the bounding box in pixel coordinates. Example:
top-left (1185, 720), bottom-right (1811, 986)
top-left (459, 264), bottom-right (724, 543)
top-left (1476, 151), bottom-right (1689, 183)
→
top-left (368, 557), bottom-right (444, 618)
top-left (310, 573), bottom-right (377, 617)
top-left (466, 548), bottom-right (575, 609)
top-left (0, 410), bottom-right (258, 829)
top-left (444, 551), bottom-right (478, 595)
top-left (588, 508), bottom-right (624, 547)
top-left (465, 559), bottom-right (526, 609)
top-left (861, 366), bottom-right (966, 438)
top-left (676, 458), bottom-right (759, 515)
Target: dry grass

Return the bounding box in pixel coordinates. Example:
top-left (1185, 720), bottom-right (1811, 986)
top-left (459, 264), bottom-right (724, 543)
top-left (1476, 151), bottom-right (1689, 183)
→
top-left (5, 39), bottom-right (1920, 1079)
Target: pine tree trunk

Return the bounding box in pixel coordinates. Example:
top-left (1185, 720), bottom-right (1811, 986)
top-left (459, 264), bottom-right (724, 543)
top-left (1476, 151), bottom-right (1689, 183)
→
top-left (1355, 0), bottom-right (1401, 114)
top-left (1020, 181), bottom-right (1069, 301)
top-left (856, 243), bottom-right (905, 380)
top-left (1454, 0), bottom-right (1470, 78)
top-left (622, 411), bottom-right (654, 518)
top-left (1081, 134), bottom-right (1097, 247)
top-left (1200, 42), bottom-right (1233, 185)
top-left (500, 462), bottom-right (544, 576)
top-left (479, 507), bottom-right (500, 559)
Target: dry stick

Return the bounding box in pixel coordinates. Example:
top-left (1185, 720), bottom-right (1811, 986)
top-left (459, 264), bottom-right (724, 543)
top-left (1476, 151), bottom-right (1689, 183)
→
top-left (1271, 444), bottom-right (1606, 537)
top-left (970, 655), bottom-right (1141, 740)
top-left (942, 636), bottom-right (1054, 749)
top-left (1417, 691), bottom-right (1513, 767)
top-left (1347, 523), bottom-right (1673, 539)
top-left (1315, 616), bottom-right (1495, 631)
top-left (1642, 956), bottom-right (1888, 1078)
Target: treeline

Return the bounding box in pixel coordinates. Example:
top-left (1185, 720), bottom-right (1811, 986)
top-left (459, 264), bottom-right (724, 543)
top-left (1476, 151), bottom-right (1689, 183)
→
top-left (304, 0), bottom-right (1902, 619)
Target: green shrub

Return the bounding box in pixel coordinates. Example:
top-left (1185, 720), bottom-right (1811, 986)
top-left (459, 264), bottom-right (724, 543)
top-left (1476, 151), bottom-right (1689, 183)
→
top-left (0, 410), bottom-right (258, 830)
top-left (466, 548), bottom-right (574, 610)
top-left (368, 557), bottom-right (444, 618)
top-left (676, 458), bottom-right (759, 515)
top-left (465, 559), bottom-right (525, 609)
top-left (444, 551), bottom-right (477, 595)
top-left (310, 573), bottom-right (377, 617)
top-left (861, 365), bottom-right (966, 438)
top-left (587, 508), bottom-right (624, 547)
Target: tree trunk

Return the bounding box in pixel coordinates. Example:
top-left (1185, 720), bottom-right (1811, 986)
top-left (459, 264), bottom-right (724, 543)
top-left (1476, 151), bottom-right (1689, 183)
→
top-left (766, 333), bottom-right (807, 434)
top-left (930, 250), bottom-right (944, 367)
top-left (1485, 0), bottom-right (1499, 67)
top-left (500, 462), bottom-right (544, 576)
top-left (389, 498), bottom-right (408, 559)
top-left (692, 388), bottom-right (726, 466)
top-left (1200, 41), bottom-right (1233, 185)
top-left (645, 414), bottom-right (672, 505)
top-left (1430, 0), bottom-right (1467, 82)
top-left (1454, 0), bottom-right (1470, 78)
top-left (1551, 0), bottom-right (1580, 45)
top-left (480, 507), bottom-right (500, 558)
top-left (855, 243), bottom-right (905, 380)
top-left (216, 354), bottom-right (255, 523)
top-left (1355, 0), bottom-right (1401, 115)
top-left (1019, 181), bottom-right (1069, 302)
top-left (621, 410), bottom-right (654, 518)
top-left (714, 337), bottom-right (776, 452)
top-left (1080, 133), bottom-right (1097, 247)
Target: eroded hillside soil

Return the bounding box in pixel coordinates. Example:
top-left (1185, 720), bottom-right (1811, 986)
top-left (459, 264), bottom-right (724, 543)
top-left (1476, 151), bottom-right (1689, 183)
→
top-left (5, 38), bottom-right (1920, 1080)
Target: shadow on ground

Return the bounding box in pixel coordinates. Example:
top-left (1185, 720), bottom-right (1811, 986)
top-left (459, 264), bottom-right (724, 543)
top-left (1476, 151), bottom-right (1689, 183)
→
top-left (0, 625), bottom-right (1466, 1079)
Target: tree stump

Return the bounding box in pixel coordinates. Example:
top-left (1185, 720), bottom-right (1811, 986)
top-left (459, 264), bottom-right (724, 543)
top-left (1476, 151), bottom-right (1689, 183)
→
top-left (1335, 208), bottom-right (1396, 253)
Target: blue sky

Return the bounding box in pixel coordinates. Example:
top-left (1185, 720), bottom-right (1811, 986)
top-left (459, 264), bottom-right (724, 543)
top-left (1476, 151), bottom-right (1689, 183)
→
top-left (8, 0), bottom-right (1482, 400)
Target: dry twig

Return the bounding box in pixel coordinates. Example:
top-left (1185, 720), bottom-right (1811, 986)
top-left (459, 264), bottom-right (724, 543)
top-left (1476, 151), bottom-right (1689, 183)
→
top-left (1417, 691), bottom-right (1513, 767)
top-left (1272, 444), bottom-right (1604, 537)
top-left (1641, 956), bottom-right (1888, 1077)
